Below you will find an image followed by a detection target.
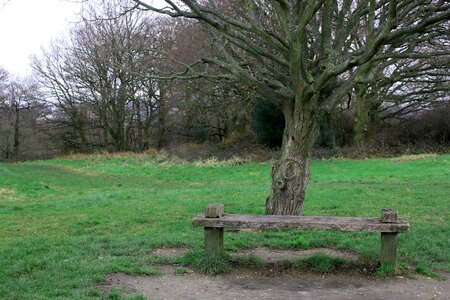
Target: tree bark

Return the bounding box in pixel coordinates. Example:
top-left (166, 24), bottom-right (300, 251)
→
top-left (353, 86), bottom-right (381, 147)
top-left (353, 86), bottom-right (368, 148)
top-left (13, 104), bottom-right (20, 158)
top-left (367, 103), bottom-right (380, 141)
top-left (265, 98), bottom-right (317, 215)
top-left (156, 84), bottom-right (167, 149)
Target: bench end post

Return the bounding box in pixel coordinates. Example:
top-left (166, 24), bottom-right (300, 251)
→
top-left (205, 204), bottom-right (224, 218)
top-left (380, 208), bottom-right (398, 266)
top-left (204, 204), bottom-right (224, 253)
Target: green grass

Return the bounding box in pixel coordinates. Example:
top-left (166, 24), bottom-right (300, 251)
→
top-left (284, 254), bottom-right (348, 274)
top-left (174, 267), bottom-right (189, 275)
top-left (0, 153), bottom-right (449, 298)
top-left (181, 250), bottom-right (232, 275)
top-left (376, 263), bottom-right (396, 277)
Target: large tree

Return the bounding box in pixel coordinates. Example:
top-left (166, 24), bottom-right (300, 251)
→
top-left (132, 0), bottom-right (450, 215)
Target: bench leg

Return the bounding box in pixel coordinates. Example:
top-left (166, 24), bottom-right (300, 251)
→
top-left (381, 232), bottom-right (397, 266)
top-left (204, 227), bottom-right (224, 253)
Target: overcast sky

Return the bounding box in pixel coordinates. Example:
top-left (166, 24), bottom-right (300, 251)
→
top-left (0, 0), bottom-right (84, 76)
top-left (0, 0), bottom-right (166, 77)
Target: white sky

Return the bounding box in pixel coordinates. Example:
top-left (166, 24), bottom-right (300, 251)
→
top-left (0, 0), bottom-right (84, 76)
top-left (0, 0), bottom-right (166, 77)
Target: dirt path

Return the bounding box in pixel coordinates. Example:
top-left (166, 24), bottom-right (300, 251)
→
top-left (105, 269), bottom-right (449, 300)
top-left (103, 248), bottom-right (450, 299)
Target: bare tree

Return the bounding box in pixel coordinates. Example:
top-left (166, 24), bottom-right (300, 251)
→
top-left (32, 41), bottom-right (92, 152)
top-left (132, 0), bottom-right (450, 215)
top-left (0, 71), bottom-right (43, 160)
top-left (33, 0), bottom-right (165, 152)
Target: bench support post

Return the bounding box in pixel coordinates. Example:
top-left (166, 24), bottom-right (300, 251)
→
top-left (381, 232), bottom-right (397, 266)
top-left (380, 208), bottom-right (398, 266)
top-left (205, 227), bottom-right (224, 253)
top-left (204, 204), bottom-right (224, 253)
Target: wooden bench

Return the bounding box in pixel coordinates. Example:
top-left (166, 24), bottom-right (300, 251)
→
top-left (192, 204), bottom-right (410, 266)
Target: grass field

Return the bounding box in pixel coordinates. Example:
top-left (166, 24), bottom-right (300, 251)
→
top-left (0, 154), bottom-right (449, 299)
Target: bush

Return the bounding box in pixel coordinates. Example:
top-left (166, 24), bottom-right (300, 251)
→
top-left (251, 98), bottom-right (284, 149)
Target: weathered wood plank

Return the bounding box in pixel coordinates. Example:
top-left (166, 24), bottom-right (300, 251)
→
top-left (192, 214), bottom-right (410, 233)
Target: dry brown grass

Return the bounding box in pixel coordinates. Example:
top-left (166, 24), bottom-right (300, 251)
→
top-left (390, 154), bottom-right (438, 163)
top-left (56, 151), bottom-right (146, 160)
top-left (0, 188), bottom-right (16, 195)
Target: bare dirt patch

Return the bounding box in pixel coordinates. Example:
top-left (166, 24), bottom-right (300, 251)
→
top-left (105, 269), bottom-right (449, 300)
top-left (232, 247), bottom-right (358, 262)
top-left (152, 247), bottom-right (190, 257)
top-left (150, 246), bottom-right (358, 262)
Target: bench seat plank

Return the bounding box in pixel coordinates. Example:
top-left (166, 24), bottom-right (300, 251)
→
top-left (192, 214), bottom-right (410, 233)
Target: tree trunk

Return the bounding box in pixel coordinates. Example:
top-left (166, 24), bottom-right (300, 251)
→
top-left (317, 111), bottom-right (336, 149)
top-left (265, 99), bottom-right (317, 215)
top-left (366, 104), bottom-right (380, 141)
top-left (13, 104), bottom-right (20, 158)
top-left (353, 88), bottom-right (381, 147)
top-left (75, 112), bottom-right (88, 152)
top-left (156, 85), bottom-right (166, 149)
top-left (135, 98), bottom-right (144, 152)
top-left (353, 86), bottom-right (368, 148)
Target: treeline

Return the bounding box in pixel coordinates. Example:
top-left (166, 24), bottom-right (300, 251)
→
top-left (0, 0), bottom-right (449, 161)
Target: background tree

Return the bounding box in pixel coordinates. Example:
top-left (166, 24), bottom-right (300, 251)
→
top-left (0, 70), bottom-right (45, 161)
top-left (33, 0), bottom-right (166, 152)
top-left (154, 16), bottom-right (254, 146)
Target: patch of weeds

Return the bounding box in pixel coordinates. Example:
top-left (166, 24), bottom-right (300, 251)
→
top-left (111, 259), bottom-right (160, 276)
top-left (179, 251), bottom-right (203, 266)
top-left (415, 265), bottom-right (446, 280)
top-left (292, 236), bottom-right (310, 249)
top-left (286, 254), bottom-right (346, 273)
top-left (395, 261), bottom-right (409, 274)
top-left (181, 250), bottom-right (231, 276)
top-left (174, 267), bottom-right (189, 275)
top-left (105, 290), bottom-right (122, 300)
top-left (148, 255), bottom-right (178, 265)
top-left (234, 254), bottom-right (266, 267)
top-left (301, 255), bottom-right (337, 273)
top-left (376, 263), bottom-right (395, 277)
top-left (105, 288), bottom-right (146, 300)
top-left (125, 296), bottom-right (146, 300)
